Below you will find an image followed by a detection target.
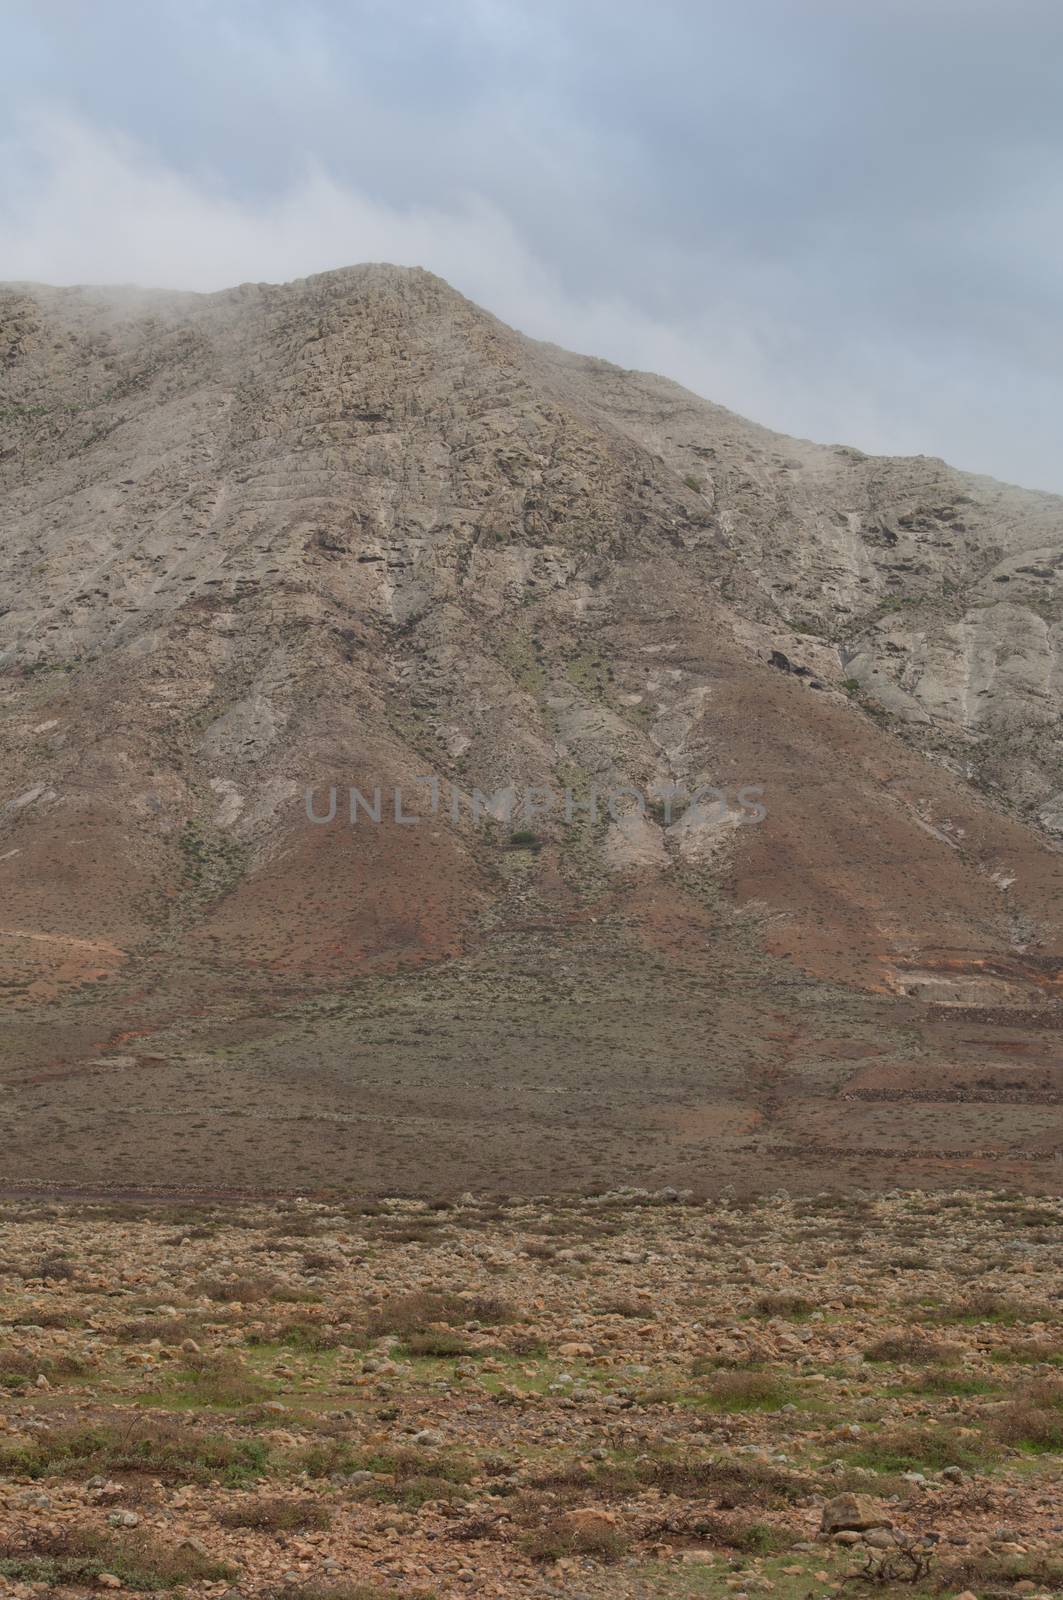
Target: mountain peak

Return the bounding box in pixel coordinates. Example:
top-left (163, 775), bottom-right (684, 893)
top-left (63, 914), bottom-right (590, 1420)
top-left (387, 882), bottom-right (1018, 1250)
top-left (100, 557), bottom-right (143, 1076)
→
top-left (2, 269), bottom-right (1062, 1194)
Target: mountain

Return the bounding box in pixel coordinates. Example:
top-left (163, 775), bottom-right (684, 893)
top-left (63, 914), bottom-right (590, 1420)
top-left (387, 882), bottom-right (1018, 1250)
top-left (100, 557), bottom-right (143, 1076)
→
top-left (1, 264), bottom-right (1061, 1196)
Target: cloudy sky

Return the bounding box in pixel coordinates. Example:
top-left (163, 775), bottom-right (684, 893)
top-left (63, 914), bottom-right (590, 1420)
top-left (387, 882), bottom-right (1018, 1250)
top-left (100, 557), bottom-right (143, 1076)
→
top-left (3, 0), bottom-right (1062, 490)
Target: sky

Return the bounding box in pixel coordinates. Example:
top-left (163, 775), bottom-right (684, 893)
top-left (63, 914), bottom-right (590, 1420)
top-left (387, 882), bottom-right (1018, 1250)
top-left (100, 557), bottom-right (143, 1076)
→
top-left (3, 0), bottom-right (1063, 492)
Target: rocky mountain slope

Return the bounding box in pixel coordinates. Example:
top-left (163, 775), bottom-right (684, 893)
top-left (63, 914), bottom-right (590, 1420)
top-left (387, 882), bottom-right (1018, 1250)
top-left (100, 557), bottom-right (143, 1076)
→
top-left (1, 265), bottom-right (1060, 1194)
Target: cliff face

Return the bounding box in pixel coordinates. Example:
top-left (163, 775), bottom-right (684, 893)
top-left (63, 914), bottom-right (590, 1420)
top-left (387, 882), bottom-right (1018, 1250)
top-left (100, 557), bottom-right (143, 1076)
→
top-left (1, 265), bottom-right (1060, 1194)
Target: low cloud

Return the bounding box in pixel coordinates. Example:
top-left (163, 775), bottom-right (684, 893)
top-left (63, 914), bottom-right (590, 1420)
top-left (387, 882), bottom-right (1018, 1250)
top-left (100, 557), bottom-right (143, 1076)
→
top-left (3, 97), bottom-right (1062, 494)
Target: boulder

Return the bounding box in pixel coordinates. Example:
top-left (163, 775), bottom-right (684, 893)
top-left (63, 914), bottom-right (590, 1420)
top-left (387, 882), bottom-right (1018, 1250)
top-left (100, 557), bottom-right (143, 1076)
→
top-left (820, 1493), bottom-right (894, 1534)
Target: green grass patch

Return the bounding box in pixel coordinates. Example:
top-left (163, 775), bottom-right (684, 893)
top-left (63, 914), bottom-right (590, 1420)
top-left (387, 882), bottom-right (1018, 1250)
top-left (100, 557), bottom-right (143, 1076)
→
top-left (0, 1348), bottom-right (87, 1391)
top-left (161, 1352), bottom-right (272, 1409)
top-left (904, 1370), bottom-right (998, 1397)
top-left (533, 1449), bottom-right (804, 1507)
top-left (990, 1339), bottom-right (1063, 1366)
top-left (0, 1419), bottom-right (270, 1485)
top-left (927, 1294), bottom-right (1046, 1328)
top-left (298, 1440), bottom-right (473, 1502)
top-left (844, 1422), bottom-right (993, 1474)
top-left (0, 1527), bottom-right (234, 1590)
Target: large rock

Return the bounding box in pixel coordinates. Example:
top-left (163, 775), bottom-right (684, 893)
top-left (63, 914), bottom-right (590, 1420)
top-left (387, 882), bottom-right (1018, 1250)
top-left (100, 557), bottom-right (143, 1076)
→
top-left (820, 1493), bottom-right (894, 1534)
top-left (559, 1507), bottom-right (618, 1536)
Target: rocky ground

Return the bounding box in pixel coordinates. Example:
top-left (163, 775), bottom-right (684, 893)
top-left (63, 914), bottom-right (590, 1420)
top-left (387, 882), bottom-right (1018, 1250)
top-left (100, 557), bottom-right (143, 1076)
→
top-left (0, 1187), bottom-right (1060, 1599)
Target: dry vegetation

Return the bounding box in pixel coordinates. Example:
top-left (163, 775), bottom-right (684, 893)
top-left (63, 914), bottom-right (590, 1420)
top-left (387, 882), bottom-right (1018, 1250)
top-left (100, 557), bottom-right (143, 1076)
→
top-left (0, 1187), bottom-right (1060, 1598)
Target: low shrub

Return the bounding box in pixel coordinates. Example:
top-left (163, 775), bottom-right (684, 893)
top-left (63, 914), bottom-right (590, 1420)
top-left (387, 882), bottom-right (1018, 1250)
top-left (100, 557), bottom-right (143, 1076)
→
top-left (864, 1334), bottom-right (960, 1364)
top-left (992, 1379), bottom-right (1063, 1452)
top-left (522, 1518), bottom-right (630, 1563)
top-left (195, 1272), bottom-right (277, 1304)
top-left (219, 1496), bottom-right (332, 1531)
top-left (0, 1527), bottom-right (234, 1590)
top-left (171, 1352), bottom-right (270, 1408)
top-left (845, 1423), bottom-right (992, 1473)
top-left (0, 1419), bottom-right (269, 1485)
top-left (752, 1293), bottom-right (814, 1319)
top-left (367, 1291), bottom-right (513, 1338)
top-left (0, 1349), bottom-right (86, 1390)
top-left (702, 1370), bottom-right (793, 1412)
